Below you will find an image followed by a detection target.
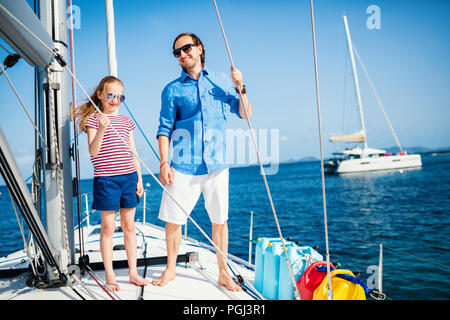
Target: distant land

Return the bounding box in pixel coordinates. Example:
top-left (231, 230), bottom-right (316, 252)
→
top-left (233, 146), bottom-right (450, 168)
top-left (280, 145), bottom-right (450, 165)
top-left (283, 156), bottom-right (318, 163)
top-left (385, 146), bottom-right (450, 155)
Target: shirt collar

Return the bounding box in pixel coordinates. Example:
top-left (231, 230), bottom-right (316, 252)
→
top-left (180, 65), bottom-right (209, 82)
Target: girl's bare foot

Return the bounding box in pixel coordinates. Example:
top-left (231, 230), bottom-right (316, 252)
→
top-left (129, 272), bottom-right (150, 286)
top-left (151, 268), bottom-right (176, 286)
top-left (106, 273), bottom-right (120, 292)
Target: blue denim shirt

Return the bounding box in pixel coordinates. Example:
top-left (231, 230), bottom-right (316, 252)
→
top-left (156, 66), bottom-right (241, 175)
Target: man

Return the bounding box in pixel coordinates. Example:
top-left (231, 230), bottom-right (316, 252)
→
top-left (152, 33), bottom-right (252, 292)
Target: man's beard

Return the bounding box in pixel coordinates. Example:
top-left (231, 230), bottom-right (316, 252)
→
top-left (180, 57), bottom-right (202, 73)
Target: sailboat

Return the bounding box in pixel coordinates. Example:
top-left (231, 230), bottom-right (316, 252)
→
top-left (324, 15), bottom-right (422, 174)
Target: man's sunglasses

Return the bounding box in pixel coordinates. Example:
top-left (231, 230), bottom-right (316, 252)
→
top-left (173, 43), bottom-right (199, 58)
top-left (106, 93), bottom-right (125, 102)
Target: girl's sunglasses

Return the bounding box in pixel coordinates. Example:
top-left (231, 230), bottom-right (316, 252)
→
top-left (173, 43), bottom-right (199, 58)
top-left (106, 93), bottom-right (125, 102)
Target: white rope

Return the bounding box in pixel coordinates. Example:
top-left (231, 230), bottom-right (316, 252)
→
top-left (83, 264), bottom-right (122, 300)
top-left (47, 66), bottom-right (71, 268)
top-left (309, 0), bottom-right (333, 300)
top-left (211, 0), bottom-right (300, 300)
top-left (67, 274), bottom-right (96, 300)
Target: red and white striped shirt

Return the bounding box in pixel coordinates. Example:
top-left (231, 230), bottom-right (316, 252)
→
top-left (86, 112), bottom-right (136, 177)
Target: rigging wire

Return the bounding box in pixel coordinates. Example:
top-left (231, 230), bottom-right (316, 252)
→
top-left (0, 62), bottom-right (48, 151)
top-left (352, 45), bottom-right (404, 153)
top-left (123, 101), bottom-right (159, 160)
top-left (211, 0), bottom-right (300, 300)
top-left (308, 0), bottom-right (334, 300)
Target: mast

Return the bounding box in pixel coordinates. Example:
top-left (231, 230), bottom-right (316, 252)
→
top-left (105, 0), bottom-right (118, 77)
top-left (343, 15), bottom-right (368, 150)
top-left (38, 0), bottom-right (74, 279)
top-left (0, 0), bottom-right (74, 283)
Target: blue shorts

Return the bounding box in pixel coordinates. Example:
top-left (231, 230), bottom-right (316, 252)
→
top-left (92, 171), bottom-right (139, 211)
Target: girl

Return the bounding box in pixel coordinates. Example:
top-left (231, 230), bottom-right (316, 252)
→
top-left (72, 75), bottom-right (149, 291)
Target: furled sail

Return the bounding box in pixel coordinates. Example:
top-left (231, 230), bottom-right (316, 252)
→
top-left (329, 129), bottom-right (366, 142)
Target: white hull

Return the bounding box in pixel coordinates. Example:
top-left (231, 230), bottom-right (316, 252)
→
top-left (325, 154), bottom-right (422, 174)
top-left (0, 220), bottom-right (258, 300)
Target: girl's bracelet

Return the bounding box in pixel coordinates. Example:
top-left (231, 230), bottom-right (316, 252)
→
top-left (160, 161), bottom-right (168, 169)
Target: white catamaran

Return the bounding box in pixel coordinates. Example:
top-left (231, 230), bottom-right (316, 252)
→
top-left (324, 15), bottom-right (422, 174)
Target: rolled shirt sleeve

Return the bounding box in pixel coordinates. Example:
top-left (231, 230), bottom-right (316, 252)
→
top-left (156, 85), bottom-right (177, 140)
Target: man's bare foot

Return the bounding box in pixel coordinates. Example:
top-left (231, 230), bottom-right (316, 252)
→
top-left (151, 268), bottom-right (176, 287)
top-left (218, 270), bottom-right (242, 292)
top-left (129, 272), bottom-right (150, 286)
top-left (106, 273), bottom-right (120, 292)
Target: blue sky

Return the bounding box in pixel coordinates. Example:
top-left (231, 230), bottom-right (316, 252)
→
top-left (0, 0), bottom-right (449, 180)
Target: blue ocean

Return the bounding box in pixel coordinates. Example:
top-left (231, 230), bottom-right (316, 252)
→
top-left (1, 154), bottom-right (449, 300)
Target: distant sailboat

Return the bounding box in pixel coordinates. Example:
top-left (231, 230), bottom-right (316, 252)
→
top-left (324, 15), bottom-right (422, 174)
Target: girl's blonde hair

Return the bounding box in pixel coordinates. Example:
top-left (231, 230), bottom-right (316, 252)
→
top-left (71, 75), bottom-right (123, 132)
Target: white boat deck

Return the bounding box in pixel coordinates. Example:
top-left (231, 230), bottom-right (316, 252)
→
top-left (0, 221), bottom-right (258, 300)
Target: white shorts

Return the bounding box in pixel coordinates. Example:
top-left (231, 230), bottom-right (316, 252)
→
top-left (158, 168), bottom-right (229, 225)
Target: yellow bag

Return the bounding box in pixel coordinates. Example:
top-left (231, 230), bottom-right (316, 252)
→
top-left (313, 269), bottom-right (366, 300)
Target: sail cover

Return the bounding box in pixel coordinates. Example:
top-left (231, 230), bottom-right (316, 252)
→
top-left (329, 129), bottom-right (366, 142)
